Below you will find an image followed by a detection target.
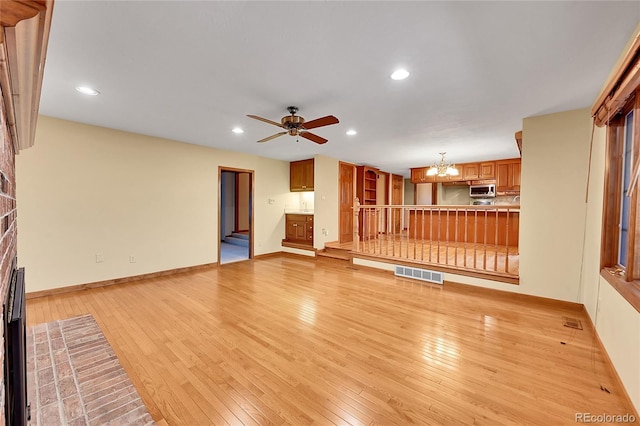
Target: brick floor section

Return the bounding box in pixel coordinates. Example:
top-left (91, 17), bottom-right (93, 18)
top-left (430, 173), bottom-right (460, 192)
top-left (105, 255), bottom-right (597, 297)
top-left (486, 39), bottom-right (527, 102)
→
top-left (27, 315), bottom-right (155, 425)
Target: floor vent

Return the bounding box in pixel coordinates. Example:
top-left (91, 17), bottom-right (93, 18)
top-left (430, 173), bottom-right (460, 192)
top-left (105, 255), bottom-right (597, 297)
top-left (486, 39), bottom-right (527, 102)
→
top-left (562, 317), bottom-right (583, 330)
top-left (394, 266), bottom-right (444, 285)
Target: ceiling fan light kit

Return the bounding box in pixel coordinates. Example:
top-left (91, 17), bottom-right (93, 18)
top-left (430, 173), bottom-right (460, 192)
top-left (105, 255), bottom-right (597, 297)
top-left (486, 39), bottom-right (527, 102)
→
top-left (247, 106), bottom-right (339, 144)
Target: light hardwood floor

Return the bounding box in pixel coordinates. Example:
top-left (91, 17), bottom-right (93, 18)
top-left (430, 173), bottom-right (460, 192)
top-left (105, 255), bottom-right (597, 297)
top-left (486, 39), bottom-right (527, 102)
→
top-left (27, 255), bottom-right (635, 425)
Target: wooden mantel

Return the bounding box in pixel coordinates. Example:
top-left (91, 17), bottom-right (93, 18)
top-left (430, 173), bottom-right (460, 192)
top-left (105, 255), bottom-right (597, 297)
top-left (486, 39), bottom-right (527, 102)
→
top-left (0, 0), bottom-right (54, 151)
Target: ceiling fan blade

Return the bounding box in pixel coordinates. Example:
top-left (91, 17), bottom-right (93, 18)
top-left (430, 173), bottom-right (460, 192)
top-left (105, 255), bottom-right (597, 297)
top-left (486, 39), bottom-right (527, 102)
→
top-left (257, 132), bottom-right (287, 143)
top-left (300, 131), bottom-right (328, 145)
top-left (247, 115), bottom-right (284, 128)
top-left (301, 115), bottom-right (339, 130)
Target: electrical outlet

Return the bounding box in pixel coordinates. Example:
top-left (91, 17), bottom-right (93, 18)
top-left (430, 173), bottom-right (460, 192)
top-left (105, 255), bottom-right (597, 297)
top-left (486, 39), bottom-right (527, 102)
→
top-left (95, 254), bottom-right (104, 263)
top-left (268, 198), bottom-right (275, 204)
top-left (129, 256), bottom-right (136, 263)
top-left (322, 228), bottom-right (328, 236)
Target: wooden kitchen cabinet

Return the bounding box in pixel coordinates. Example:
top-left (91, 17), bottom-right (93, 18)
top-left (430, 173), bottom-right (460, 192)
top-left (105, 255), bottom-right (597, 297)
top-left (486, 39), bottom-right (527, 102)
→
top-left (460, 161), bottom-right (495, 180)
top-left (411, 167), bottom-right (435, 183)
top-left (462, 163), bottom-right (480, 180)
top-left (285, 214), bottom-right (314, 245)
top-left (290, 159), bottom-right (314, 192)
top-left (496, 159), bottom-right (521, 193)
top-left (479, 162), bottom-right (496, 179)
top-left (412, 161), bottom-right (495, 184)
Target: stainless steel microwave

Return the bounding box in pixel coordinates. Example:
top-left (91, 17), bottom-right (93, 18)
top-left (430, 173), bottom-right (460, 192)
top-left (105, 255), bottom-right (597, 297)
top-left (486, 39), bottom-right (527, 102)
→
top-left (470, 183), bottom-right (496, 198)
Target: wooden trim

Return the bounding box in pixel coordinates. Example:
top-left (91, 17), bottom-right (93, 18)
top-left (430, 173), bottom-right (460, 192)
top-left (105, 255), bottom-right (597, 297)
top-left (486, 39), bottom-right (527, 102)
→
top-left (629, 93), bottom-right (640, 280)
top-left (234, 172), bottom-right (240, 232)
top-left (592, 33), bottom-right (640, 127)
top-left (281, 241), bottom-right (317, 252)
top-left (352, 252), bottom-right (519, 285)
top-left (581, 304), bottom-right (640, 420)
top-left (431, 182), bottom-right (438, 205)
top-left (219, 167), bottom-right (254, 264)
top-left (25, 262), bottom-right (218, 300)
top-left (600, 268), bottom-right (640, 314)
top-left (252, 251), bottom-right (285, 260)
top-left (444, 281), bottom-right (582, 310)
top-left (0, 0), bottom-right (53, 151)
top-left (601, 123), bottom-right (621, 267)
top-left (0, 1), bottom-right (47, 27)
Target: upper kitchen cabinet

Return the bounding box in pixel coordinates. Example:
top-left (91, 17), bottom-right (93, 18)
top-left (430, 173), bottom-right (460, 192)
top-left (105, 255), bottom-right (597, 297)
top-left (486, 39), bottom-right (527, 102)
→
top-left (290, 158), bottom-right (314, 192)
top-left (462, 163), bottom-right (480, 180)
top-left (463, 162), bottom-right (495, 180)
top-left (479, 162), bottom-right (495, 179)
top-left (410, 167), bottom-right (437, 183)
top-left (412, 161), bottom-right (495, 184)
top-left (496, 159), bottom-right (521, 194)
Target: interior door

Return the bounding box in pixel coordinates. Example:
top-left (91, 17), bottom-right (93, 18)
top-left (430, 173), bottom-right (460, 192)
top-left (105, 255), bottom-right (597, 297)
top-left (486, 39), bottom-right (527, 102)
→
top-left (339, 162), bottom-right (356, 243)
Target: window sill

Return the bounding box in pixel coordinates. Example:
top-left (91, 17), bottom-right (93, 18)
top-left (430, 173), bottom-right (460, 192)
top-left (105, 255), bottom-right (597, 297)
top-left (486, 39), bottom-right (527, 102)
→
top-left (600, 268), bottom-right (640, 314)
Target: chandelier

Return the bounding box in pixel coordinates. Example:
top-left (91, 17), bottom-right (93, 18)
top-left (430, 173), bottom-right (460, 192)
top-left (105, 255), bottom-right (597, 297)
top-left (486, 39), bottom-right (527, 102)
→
top-left (426, 152), bottom-right (459, 177)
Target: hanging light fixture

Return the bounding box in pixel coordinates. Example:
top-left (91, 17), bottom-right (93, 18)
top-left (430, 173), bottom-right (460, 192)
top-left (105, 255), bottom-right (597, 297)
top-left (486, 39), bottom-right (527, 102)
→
top-left (426, 152), bottom-right (459, 177)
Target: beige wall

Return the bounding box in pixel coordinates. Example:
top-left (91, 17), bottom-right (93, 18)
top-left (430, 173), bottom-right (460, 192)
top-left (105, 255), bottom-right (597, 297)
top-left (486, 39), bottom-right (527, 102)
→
top-left (579, 107), bottom-right (640, 413)
top-left (581, 22), bottom-right (640, 412)
top-left (415, 183), bottom-right (432, 205)
top-left (519, 108), bottom-right (592, 301)
top-left (17, 116), bottom-right (290, 292)
top-left (581, 125), bottom-right (607, 319)
top-left (313, 155), bottom-right (339, 249)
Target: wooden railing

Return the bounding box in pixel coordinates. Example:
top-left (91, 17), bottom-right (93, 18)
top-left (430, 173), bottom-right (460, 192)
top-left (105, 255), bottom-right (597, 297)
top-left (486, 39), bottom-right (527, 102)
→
top-left (353, 200), bottom-right (520, 278)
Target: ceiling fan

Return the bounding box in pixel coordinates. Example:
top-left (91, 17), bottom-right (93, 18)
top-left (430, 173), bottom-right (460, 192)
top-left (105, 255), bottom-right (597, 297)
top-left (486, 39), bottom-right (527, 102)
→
top-left (247, 106), bottom-right (339, 144)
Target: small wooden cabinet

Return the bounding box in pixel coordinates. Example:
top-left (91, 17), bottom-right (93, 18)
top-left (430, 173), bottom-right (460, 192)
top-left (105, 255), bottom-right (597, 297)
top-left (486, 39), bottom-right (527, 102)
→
top-left (284, 214), bottom-right (314, 245)
top-left (496, 159), bottom-right (521, 193)
top-left (479, 162), bottom-right (495, 179)
top-left (462, 163), bottom-right (480, 180)
top-left (290, 159), bottom-right (314, 192)
top-left (410, 167), bottom-right (437, 183)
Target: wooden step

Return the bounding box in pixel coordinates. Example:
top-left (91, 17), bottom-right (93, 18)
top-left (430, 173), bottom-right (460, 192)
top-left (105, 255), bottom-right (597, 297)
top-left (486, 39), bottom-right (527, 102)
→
top-left (316, 248), bottom-right (352, 262)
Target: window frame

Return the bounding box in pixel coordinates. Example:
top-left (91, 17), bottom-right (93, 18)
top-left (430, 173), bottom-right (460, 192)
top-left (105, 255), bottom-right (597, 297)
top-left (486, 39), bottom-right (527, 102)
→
top-left (600, 91), bottom-right (640, 312)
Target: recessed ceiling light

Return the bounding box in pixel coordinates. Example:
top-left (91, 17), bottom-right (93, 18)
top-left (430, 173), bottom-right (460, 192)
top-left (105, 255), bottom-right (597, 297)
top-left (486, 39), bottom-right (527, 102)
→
top-left (346, 129), bottom-right (357, 136)
top-left (75, 86), bottom-right (100, 96)
top-left (390, 69), bottom-right (410, 80)
top-left (232, 127), bottom-right (244, 134)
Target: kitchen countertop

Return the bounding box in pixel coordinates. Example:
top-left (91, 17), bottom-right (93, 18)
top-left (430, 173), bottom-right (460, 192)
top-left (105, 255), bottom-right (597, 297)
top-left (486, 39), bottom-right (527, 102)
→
top-left (284, 210), bottom-right (314, 214)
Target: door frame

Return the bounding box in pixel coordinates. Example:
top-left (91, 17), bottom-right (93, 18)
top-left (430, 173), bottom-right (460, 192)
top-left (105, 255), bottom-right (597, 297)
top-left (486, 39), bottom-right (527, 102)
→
top-left (218, 166), bottom-right (254, 264)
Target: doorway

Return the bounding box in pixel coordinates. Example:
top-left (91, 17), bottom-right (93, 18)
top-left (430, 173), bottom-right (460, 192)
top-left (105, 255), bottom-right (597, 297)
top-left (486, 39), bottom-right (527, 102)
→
top-left (219, 167), bottom-right (254, 264)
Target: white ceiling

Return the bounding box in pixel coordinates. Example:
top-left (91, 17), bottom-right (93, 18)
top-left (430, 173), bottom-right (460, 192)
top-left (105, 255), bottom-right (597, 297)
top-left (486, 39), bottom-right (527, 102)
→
top-left (38, 1), bottom-right (640, 177)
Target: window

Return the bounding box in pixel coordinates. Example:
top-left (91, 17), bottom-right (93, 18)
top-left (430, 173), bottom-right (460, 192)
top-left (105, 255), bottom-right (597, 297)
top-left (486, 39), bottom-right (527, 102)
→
top-left (599, 94), bottom-right (640, 310)
top-left (618, 110), bottom-right (633, 267)
top-left (594, 37), bottom-right (640, 309)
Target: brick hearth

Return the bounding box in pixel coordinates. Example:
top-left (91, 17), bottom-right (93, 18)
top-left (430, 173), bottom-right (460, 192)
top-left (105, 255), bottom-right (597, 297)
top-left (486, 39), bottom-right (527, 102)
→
top-left (26, 315), bottom-right (155, 425)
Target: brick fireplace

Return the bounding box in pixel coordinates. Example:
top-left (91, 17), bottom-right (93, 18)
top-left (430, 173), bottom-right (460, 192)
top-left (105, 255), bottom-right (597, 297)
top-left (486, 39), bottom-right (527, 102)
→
top-left (0, 84), bottom-right (18, 424)
top-left (0, 2), bottom-right (54, 423)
